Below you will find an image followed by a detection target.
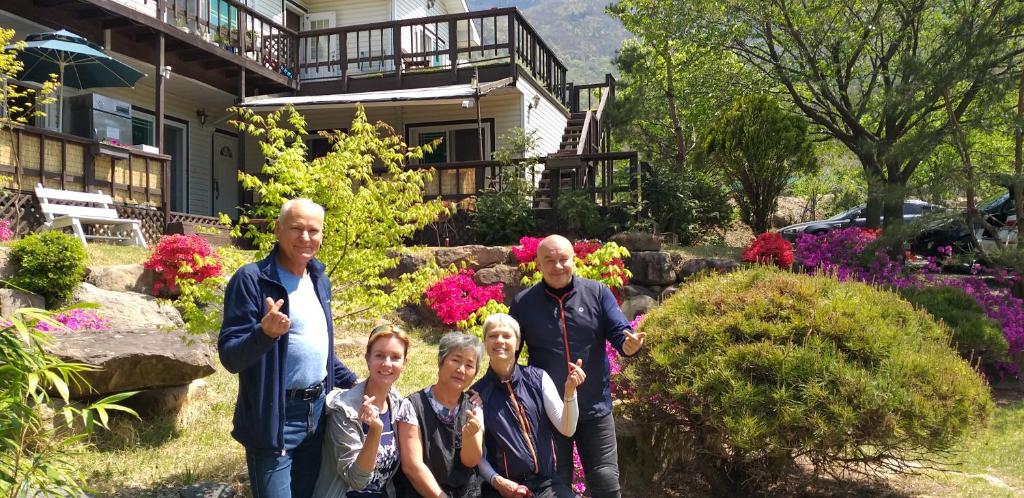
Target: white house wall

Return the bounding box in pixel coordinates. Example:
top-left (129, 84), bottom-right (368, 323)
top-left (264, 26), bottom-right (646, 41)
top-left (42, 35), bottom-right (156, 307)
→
top-left (307, 0), bottom-right (389, 26)
top-left (516, 76), bottom-right (569, 157)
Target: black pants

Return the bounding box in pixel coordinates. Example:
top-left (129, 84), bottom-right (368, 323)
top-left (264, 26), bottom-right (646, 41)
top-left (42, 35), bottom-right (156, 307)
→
top-left (481, 474), bottom-right (574, 498)
top-left (554, 412), bottom-right (620, 498)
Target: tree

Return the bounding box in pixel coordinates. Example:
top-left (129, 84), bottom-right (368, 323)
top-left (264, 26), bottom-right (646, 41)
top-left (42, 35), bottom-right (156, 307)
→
top-left (1, 27), bottom-right (57, 234)
top-left (230, 104), bottom-right (448, 320)
top-left (728, 0), bottom-right (1024, 227)
top-left (705, 94), bottom-right (817, 233)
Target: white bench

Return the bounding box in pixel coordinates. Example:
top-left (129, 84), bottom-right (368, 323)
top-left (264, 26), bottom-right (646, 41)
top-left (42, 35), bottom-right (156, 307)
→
top-left (35, 184), bottom-right (147, 248)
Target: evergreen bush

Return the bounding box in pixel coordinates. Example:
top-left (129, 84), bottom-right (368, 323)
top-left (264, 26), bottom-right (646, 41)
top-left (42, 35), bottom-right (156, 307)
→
top-left (899, 285), bottom-right (1008, 373)
top-left (624, 267), bottom-right (992, 494)
top-left (10, 231), bottom-right (87, 307)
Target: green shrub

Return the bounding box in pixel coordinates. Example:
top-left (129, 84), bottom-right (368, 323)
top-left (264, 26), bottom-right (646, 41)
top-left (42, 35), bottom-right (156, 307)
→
top-left (554, 190), bottom-right (605, 238)
top-left (470, 184), bottom-right (537, 245)
top-left (624, 267), bottom-right (992, 494)
top-left (899, 285), bottom-right (1008, 373)
top-left (10, 231), bottom-right (87, 307)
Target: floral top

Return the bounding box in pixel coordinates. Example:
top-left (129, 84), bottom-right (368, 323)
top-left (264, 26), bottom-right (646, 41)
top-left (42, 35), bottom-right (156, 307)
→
top-left (346, 408), bottom-right (399, 498)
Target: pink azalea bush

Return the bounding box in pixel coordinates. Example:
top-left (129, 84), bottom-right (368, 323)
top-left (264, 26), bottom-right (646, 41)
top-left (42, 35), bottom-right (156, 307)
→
top-left (423, 268), bottom-right (504, 326)
top-left (35, 308), bottom-right (110, 332)
top-left (144, 234), bottom-right (223, 296)
top-left (0, 219), bottom-right (14, 242)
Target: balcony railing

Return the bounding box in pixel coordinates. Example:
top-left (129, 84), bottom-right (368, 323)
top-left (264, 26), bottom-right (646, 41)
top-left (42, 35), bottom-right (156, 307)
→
top-left (297, 8), bottom-right (570, 107)
top-left (110, 0), bottom-right (299, 79)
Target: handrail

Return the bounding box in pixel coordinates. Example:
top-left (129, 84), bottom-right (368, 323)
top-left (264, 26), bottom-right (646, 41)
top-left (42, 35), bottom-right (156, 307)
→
top-left (576, 110), bottom-right (593, 156)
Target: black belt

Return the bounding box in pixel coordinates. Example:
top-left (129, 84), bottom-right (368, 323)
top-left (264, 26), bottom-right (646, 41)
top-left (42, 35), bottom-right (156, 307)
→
top-left (285, 380), bottom-right (325, 401)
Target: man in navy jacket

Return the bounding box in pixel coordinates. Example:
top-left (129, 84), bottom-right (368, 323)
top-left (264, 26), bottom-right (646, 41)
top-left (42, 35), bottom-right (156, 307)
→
top-left (510, 235), bottom-right (645, 498)
top-left (219, 198), bottom-right (357, 498)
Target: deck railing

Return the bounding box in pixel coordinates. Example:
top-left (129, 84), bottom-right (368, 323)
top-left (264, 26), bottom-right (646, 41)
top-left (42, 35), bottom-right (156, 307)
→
top-left (297, 8), bottom-right (569, 107)
top-left (0, 125), bottom-right (170, 209)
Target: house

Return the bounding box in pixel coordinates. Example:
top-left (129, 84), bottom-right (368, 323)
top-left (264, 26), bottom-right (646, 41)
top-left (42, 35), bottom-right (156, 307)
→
top-left (0, 0), bottom-right (638, 243)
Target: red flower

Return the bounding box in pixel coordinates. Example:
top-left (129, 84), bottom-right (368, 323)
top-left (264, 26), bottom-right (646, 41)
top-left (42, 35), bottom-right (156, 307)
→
top-left (143, 234), bottom-right (223, 295)
top-left (511, 236), bottom-right (543, 265)
top-left (743, 232), bottom-right (794, 269)
top-left (424, 268), bottom-right (505, 325)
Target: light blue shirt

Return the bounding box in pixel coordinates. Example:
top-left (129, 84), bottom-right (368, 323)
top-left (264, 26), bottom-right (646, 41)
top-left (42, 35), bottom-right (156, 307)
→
top-left (277, 266), bottom-right (329, 389)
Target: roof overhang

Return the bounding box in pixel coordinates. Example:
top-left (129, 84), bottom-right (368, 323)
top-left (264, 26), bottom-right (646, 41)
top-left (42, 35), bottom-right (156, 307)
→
top-left (240, 78), bottom-right (513, 110)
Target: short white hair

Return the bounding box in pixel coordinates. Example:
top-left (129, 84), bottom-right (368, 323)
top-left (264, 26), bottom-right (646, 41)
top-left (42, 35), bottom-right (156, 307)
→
top-left (277, 198), bottom-right (325, 225)
top-left (482, 313), bottom-right (520, 347)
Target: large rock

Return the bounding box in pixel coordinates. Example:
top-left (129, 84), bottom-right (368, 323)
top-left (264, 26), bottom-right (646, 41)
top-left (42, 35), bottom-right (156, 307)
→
top-left (383, 251), bottom-right (429, 280)
top-left (433, 245), bottom-right (510, 270)
top-left (626, 251), bottom-right (677, 286)
top-left (610, 232), bottom-right (663, 252)
top-left (85, 264), bottom-right (156, 294)
top-left (620, 284), bottom-right (657, 300)
top-left (73, 283), bottom-right (184, 330)
top-left (125, 378), bottom-right (208, 420)
top-left (47, 328), bottom-right (215, 398)
top-left (677, 258), bottom-right (712, 279)
top-left (676, 258), bottom-right (742, 280)
top-left (0, 288), bottom-right (44, 316)
top-left (473, 264), bottom-right (525, 303)
top-left (620, 294), bottom-right (656, 320)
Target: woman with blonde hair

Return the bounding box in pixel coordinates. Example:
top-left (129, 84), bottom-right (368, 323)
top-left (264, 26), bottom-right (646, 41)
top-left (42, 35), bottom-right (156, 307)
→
top-left (314, 324), bottom-right (410, 498)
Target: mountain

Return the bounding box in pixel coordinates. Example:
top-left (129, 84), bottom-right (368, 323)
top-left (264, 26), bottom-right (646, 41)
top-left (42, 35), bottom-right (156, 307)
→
top-left (467, 0), bottom-right (629, 84)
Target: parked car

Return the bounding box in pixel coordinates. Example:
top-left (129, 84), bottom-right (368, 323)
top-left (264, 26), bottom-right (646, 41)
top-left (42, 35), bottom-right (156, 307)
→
top-left (777, 200), bottom-right (945, 242)
top-left (911, 188), bottom-right (1019, 256)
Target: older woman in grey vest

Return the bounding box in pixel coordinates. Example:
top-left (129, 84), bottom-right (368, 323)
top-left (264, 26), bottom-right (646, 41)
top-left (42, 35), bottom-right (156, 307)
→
top-left (395, 332), bottom-right (485, 498)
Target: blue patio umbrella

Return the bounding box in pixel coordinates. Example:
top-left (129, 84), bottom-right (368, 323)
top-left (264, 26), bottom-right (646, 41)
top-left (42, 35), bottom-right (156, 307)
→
top-left (5, 29), bottom-right (146, 130)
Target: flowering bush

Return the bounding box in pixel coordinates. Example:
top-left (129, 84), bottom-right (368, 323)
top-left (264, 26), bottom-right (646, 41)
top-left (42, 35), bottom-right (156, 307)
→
top-left (742, 232), bottom-right (793, 268)
top-left (513, 237), bottom-right (632, 300)
top-left (423, 268), bottom-right (505, 327)
top-left (0, 219), bottom-right (13, 241)
top-left (510, 236), bottom-right (541, 265)
top-left (794, 227), bottom-right (908, 284)
top-left (143, 234), bottom-right (223, 296)
top-left (35, 308), bottom-right (110, 332)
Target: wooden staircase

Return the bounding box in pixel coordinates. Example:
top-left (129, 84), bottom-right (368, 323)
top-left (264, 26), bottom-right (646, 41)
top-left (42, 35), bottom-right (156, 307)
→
top-left (534, 112), bottom-right (588, 208)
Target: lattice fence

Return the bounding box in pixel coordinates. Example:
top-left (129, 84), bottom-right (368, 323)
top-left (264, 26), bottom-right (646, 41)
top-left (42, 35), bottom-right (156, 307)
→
top-left (0, 187), bottom-right (166, 245)
top-left (117, 204), bottom-right (166, 245)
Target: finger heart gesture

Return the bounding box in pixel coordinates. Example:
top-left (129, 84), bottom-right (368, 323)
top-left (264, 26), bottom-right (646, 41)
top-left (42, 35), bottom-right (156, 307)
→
top-left (359, 395), bottom-right (383, 432)
top-left (260, 297), bottom-right (290, 338)
top-left (564, 359), bottom-right (586, 398)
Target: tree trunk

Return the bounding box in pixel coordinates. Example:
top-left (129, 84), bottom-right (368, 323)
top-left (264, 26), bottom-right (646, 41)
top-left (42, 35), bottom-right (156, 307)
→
top-left (1014, 67), bottom-right (1023, 242)
top-left (863, 167), bottom-right (885, 228)
top-left (662, 43), bottom-right (687, 170)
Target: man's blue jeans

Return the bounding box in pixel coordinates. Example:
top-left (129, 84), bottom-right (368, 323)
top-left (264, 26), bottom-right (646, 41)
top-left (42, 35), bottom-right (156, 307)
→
top-left (555, 412), bottom-right (620, 498)
top-left (245, 392), bottom-right (326, 498)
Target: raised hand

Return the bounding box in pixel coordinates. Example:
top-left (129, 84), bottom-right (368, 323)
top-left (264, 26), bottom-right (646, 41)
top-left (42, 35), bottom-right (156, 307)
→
top-left (261, 297), bottom-right (290, 338)
top-left (359, 395), bottom-right (383, 433)
top-left (462, 406), bottom-right (483, 435)
top-left (623, 329), bottom-right (646, 356)
top-left (565, 359), bottom-right (586, 399)
top-left (492, 476), bottom-right (529, 498)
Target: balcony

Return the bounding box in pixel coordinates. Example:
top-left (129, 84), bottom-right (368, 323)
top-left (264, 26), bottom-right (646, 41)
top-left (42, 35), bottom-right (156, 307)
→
top-left (3, 0), bottom-right (298, 95)
top-left (295, 8), bottom-right (570, 107)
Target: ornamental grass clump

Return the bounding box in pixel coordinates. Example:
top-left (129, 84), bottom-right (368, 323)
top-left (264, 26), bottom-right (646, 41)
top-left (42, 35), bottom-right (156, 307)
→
top-left (624, 267), bottom-right (992, 495)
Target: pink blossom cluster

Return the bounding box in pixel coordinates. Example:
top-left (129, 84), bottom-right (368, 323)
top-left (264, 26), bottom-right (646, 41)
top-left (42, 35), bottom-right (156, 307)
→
top-left (0, 220), bottom-right (13, 242)
top-left (794, 227), bottom-right (906, 284)
top-left (143, 234), bottom-right (223, 295)
top-left (510, 236), bottom-right (542, 264)
top-left (423, 268), bottom-right (504, 325)
top-left (743, 232), bottom-right (794, 268)
top-left (35, 308), bottom-right (110, 332)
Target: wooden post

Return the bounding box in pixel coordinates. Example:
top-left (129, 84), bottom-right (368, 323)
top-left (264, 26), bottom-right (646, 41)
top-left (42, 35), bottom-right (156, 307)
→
top-left (340, 30), bottom-right (349, 92)
top-left (448, 19), bottom-right (458, 83)
top-left (156, 32), bottom-right (168, 224)
top-left (507, 13), bottom-right (516, 82)
top-left (239, 9), bottom-right (248, 54)
top-left (393, 26), bottom-right (403, 86)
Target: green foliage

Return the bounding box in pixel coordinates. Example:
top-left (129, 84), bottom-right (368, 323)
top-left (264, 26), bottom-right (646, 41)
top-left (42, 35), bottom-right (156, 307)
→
top-left (705, 94), bottom-right (818, 233)
top-left (554, 190), bottom-right (604, 238)
top-left (625, 267), bottom-right (992, 493)
top-left (0, 308), bottom-right (137, 497)
top-left (231, 104), bottom-right (447, 320)
top-left (789, 142), bottom-right (865, 219)
top-left (9, 231), bottom-right (87, 307)
top-left (175, 247), bottom-right (253, 336)
top-left (470, 128), bottom-right (540, 244)
top-left (640, 161), bottom-right (733, 245)
top-left (459, 299), bottom-right (511, 340)
top-left (899, 285), bottom-right (1009, 372)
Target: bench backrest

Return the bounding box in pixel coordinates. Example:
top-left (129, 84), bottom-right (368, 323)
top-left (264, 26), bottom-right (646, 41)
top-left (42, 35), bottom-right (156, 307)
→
top-left (35, 184), bottom-right (120, 221)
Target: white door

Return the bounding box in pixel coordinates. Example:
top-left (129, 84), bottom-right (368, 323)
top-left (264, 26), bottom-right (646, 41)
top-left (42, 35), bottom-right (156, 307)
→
top-left (212, 132), bottom-right (239, 218)
top-left (301, 12), bottom-right (338, 81)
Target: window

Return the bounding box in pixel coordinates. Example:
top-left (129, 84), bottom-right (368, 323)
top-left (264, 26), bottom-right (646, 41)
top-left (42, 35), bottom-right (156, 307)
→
top-left (418, 132), bottom-right (447, 163)
top-left (132, 116), bottom-right (155, 146)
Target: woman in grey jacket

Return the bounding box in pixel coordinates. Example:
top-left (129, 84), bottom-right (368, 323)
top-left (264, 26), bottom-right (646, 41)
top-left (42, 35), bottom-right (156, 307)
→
top-left (313, 324), bottom-right (410, 498)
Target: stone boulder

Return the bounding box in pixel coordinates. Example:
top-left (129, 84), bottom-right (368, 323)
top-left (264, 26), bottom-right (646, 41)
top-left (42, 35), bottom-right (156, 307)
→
top-left (0, 288), bottom-right (44, 316)
top-left (626, 252), bottom-right (677, 286)
top-left (660, 286), bottom-right (680, 301)
top-left (85, 264), bottom-right (156, 294)
top-left (382, 251), bottom-right (429, 280)
top-left (473, 264), bottom-right (524, 304)
top-left (676, 258), bottom-right (742, 280)
top-left (47, 328), bottom-right (215, 398)
top-left (433, 245), bottom-right (510, 270)
top-left (620, 284), bottom-right (657, 300)
top-left (610, 232), bottom-right (663, 252)
top-left (125, 378), bottom-right (208, 420)
top-left (677, 258), bottom-right (712, 279)
top-left (620, 294), bottom-right (656, 320)
top-left (73, 283), bottom-right (183, 330)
